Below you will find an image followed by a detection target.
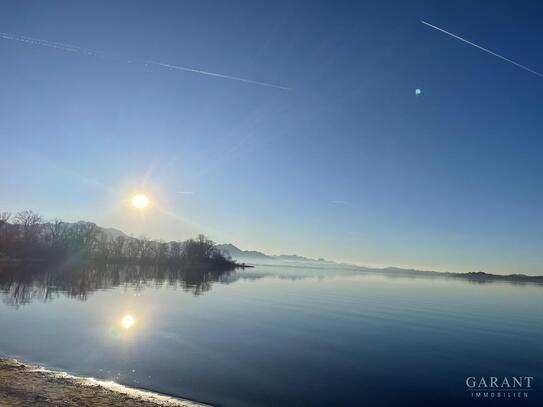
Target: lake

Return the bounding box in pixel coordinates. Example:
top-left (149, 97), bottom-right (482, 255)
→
top-left (0, 263), bottom-right (541, 406)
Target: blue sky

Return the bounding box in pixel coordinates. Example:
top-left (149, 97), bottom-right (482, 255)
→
top-left (1, 1), bottom-right (542, 274)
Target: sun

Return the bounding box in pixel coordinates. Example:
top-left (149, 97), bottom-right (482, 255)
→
top-left (131, 194), bottom-right (149, 209)
top-left (121, 314), bottom-right (135, 329)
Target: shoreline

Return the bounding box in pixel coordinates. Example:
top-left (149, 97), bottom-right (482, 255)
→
top-left (0, 358), bottom-right (210, 407)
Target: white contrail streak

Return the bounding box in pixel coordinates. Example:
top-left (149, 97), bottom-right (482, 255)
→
top-left (146, 60), bottom-right (291, 90)
top-left (421, 20), bottom-right (543, 79)
top-left (0, 31), bottom-right (291, 90)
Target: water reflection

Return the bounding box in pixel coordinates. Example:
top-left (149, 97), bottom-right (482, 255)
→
top-left (121, 314), bottom-right (135, 329)
top-left (2, 261), bottom-right (540, 308)
top-left (1, 262), bottom-right (542, 407)
top-left (0, 262), bottom-right (236, 307)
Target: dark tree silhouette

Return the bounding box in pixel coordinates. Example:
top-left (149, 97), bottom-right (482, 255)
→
top-left (0, 209), bottom-right (242, 270)
top-left (14, 210), bottom-right (42, 246)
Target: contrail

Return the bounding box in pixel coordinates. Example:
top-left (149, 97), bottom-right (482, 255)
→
top-left (0, 31), bottom-right (291, 90)
top-left (421, 20), bottom-right (543, 79)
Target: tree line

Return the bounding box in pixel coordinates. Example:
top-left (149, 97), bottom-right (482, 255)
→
top-left (0, 210), bottom-right (237, 267)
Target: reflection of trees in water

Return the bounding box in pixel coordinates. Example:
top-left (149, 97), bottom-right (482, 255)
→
top-left (0, 263), bottom-right (234, 307)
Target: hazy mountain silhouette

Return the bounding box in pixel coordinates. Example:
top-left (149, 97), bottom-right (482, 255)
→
top-left (216, 244), bottom-right (543, 285)
top-left (216, 244), bottom-right (271, 260)
top-left (216, 243), bottom-right (336, 264)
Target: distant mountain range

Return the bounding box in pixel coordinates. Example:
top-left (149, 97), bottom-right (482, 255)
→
top-left (215, 243), bottom-right (336, 264)
top-left (215, 244), bottom-right (271, 260)
top-left (215, 243), bottom-right (543, 284)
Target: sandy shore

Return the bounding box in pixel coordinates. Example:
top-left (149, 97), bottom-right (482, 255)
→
top-left (0, 358), bottom-right (210, 407)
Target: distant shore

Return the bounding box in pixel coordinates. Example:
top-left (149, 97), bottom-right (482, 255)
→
top-left (0, 358), bottom-right (209, 407)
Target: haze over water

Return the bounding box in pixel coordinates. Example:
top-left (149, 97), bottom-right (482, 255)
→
top-left (0, 264), bottom-right (541, 406)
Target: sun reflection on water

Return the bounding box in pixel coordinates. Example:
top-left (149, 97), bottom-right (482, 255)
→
top-left (121, 314), bottom-right (135, 329)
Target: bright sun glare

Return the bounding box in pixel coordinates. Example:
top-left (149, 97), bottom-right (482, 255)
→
top-left (121, 314), bottom-right (135, 329)
top-left (131, 194), bottom-right (149, 209)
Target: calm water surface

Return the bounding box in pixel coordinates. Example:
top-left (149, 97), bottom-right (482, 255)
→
top-left (0, 263), bottom-right (541, 406)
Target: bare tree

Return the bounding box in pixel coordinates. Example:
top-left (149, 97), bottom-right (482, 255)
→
top-left (110, 236), bottom-right (126, 259)
top-left (0, 212), bottom-right (12, 253)
top-left (68, 222), bottom-right (99, 257)
top-left (127, 238), bottom-right (141, 259)
top-left (96, 233), bottom-right (111, 261)
top-left (139, 236), bottom-right (153, 260)
top-left (45, 219), bottom-right (67, 250)
top-left (14, 210), bottom-right (43, 245)
top-left (183, 234), bottom-right (218, 261)
top-left (0, 212), bottom-right (11, 228)
top-left (156, 241), bottom-right (168, 262)
top-left (169, 241), bottom-right (182, 259)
